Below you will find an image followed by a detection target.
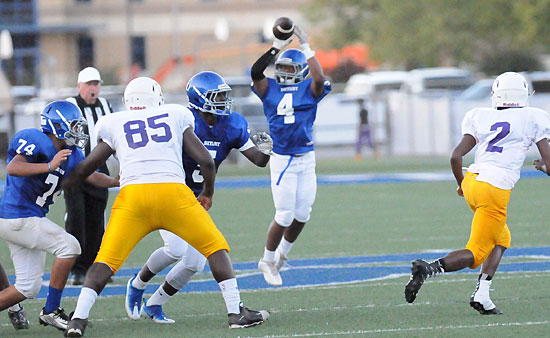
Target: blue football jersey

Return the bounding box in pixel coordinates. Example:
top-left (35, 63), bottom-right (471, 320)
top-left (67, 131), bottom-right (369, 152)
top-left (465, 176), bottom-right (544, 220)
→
top-left (183, 109), bottom-right (251, 196)
top-left (251, 77), bottom-right (331, 155)
top-left (0, 129), bottom-right (85, 219)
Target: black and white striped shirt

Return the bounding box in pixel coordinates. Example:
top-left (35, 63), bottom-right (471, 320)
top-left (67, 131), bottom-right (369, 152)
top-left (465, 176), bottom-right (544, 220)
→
top-left (66, 95), bottom-right (114, 174)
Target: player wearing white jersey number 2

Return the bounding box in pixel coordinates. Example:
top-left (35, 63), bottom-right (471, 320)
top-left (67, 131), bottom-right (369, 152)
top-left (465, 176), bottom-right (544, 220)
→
top-left (404, 72), bottom-right (550, 314)
top-left (62, 77), bottom-right (269, 337)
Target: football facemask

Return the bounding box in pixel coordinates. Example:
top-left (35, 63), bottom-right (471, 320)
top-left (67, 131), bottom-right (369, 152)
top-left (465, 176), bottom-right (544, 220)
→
top-left (186, 71), bottom-right (233, 116)
top-left (274, 48), bottom-right (309, 85)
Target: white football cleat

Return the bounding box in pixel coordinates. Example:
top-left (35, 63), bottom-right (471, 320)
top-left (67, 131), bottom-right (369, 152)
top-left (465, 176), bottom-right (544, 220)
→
top-left (470, 279), bottom-right (502, 315)
top-left (275, 250), bottom-right (288, 272)
top-left (258, 259), bottom-right (282, 286)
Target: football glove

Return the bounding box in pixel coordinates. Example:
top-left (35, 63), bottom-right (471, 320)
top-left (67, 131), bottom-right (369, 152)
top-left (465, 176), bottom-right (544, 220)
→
top-left (293, 25), bottom-right (308, 45)
top-left (252, 132), bottom-right (273, 155)
top-left (272, 37), bottom-right (292, 51)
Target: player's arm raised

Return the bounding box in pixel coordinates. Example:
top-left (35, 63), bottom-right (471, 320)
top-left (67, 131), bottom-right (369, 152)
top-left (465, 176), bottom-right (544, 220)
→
top-left (251, 39), bottom-right (291, 97)
top-left (62, 141), bottom-right (118, 190)
top-left (450, 134), bottom-right (476, 196)
top-left (183, 128), bottom-right (216, 210)
top-left (294, 25), bottom-right (325, 98)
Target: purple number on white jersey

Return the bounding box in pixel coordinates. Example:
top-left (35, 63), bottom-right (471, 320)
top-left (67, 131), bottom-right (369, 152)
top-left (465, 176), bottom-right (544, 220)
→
top-left (486, 121), bottom-right (510, 153)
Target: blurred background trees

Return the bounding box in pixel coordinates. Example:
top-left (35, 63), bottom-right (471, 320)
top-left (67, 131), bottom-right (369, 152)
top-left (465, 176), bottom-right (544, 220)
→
top-left (304, 0), bottom-right (550, 74)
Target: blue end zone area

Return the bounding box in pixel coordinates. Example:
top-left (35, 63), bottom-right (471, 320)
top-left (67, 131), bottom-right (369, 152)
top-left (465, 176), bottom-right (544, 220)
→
top-left (25, 246), bottom-right (550, 299)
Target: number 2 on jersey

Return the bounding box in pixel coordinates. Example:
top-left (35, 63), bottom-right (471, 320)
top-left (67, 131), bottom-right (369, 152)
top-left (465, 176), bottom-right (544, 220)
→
top-left (123, 113), bottom-right (173, 149)
top-left (277, 93), bottom-right (295, 124)
top-left (486, 121), bottom-right (510, 153)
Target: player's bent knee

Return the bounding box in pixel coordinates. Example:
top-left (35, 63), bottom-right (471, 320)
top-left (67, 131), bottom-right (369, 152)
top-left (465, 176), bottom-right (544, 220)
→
top-left (163, 245), bottom-right (185, 260)
top-left (185, 255), bottom-right (207, 273)
top-left (15, 277), bottom-right (43, 299)
top-left (56, 234), bottom-right (81, 258)
top-left (470, 251), bottom-right (487, 269)
top-left (294, 209), bottom-right (311, 223)
top-left (275, 211), bottom-right (294, 227)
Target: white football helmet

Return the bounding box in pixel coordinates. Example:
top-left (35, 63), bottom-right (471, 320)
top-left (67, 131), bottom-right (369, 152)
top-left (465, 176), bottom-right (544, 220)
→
top-left (491, 72), bottom-right (529, 109)
top-left (124, 77), bottom-right (165, 110)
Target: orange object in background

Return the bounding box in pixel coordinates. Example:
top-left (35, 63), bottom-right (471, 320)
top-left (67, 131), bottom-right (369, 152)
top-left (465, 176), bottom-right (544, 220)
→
top-left (315, 44), bottom-right (378, 72)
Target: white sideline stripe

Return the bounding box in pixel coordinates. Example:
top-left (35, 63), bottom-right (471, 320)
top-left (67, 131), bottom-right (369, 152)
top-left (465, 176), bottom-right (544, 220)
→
top-left (247, 321), bottom-right (550, 337)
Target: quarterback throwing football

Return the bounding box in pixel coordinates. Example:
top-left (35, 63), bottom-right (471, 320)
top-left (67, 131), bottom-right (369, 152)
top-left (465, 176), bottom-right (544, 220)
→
top-left (251, 24), bottom-right (331, 286)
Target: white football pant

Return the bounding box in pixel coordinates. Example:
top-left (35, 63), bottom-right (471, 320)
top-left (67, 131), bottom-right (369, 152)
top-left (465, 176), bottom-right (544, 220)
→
top-left (0, 217), bottom-right (80, 298)
top-left (269, 151), bottom-right (317, 227)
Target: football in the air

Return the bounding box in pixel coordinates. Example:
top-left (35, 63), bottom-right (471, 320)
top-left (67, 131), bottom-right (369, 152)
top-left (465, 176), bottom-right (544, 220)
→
top-left (272, 17), bottom-right (294, 40)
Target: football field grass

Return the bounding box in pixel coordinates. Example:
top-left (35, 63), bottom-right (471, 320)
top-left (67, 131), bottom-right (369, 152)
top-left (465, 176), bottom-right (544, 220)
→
top-left (1, 156), bottom-right (549, 337)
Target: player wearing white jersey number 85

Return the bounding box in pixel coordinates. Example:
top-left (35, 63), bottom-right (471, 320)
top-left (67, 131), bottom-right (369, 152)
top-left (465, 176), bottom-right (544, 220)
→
top-left (63, 77), bottom-right (269, 337)
top-left (125, 71), bottom-right (271, 325)
top-left (405, 72), bottom-right (550, 315)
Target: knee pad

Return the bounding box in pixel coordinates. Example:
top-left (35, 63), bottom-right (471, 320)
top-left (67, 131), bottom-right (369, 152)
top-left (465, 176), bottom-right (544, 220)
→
top-left (146, 247), bottom-right (179, 274)
top-left (294, 206), bottom-right (312, 223)
top-left (15, 277), bottom-right (43, 299)
top-left (163, 244), bottom-right (185, 260)
top-left (56, 233), bottom-right (81, 259)
top-left (275, 210), bottom-right (294, 227)
top-left (184, 254), bottom-right (207, 273)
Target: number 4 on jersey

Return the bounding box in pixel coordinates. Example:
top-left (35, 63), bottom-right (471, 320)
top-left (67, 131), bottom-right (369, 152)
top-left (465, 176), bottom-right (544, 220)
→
top-left (277, 93), bottom-right (295, 124)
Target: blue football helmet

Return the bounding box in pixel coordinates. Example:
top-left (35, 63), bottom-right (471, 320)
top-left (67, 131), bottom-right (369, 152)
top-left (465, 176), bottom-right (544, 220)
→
top-left (40, 101), bottom-right (89, 149)
top-left (274, 48), bottom-right (309, 85)
top-left (186, 71), bottom-right (233, 115)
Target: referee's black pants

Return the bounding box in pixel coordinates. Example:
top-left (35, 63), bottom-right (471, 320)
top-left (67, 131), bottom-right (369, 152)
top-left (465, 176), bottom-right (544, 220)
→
top-left (64, 183), bottom-right (109, 276)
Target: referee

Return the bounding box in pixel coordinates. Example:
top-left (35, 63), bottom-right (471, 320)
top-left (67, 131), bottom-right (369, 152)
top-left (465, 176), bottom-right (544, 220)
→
top-left (65, 67), bottom-right (115, 285)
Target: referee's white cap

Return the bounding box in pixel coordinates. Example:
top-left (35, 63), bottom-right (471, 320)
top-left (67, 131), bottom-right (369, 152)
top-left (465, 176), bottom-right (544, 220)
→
top-left (78, 67), bottom-right (103, 84)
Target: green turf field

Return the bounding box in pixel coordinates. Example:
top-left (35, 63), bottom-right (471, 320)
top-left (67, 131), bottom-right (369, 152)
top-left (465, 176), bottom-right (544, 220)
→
top-left (1, 156), bottom-right (549, 337)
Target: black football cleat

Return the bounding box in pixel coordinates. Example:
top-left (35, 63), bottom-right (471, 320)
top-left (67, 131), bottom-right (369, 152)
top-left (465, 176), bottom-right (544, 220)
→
top-left (65, 317), bottom-right (88, 337)
top-left (470, 300), bottom-right (503, 315)
top-left (405, 259), bottom-right (430, 303)
top-left (8, 305), bottom-right (29, 330)
top-left (228, 302), bottom-right (269, 329)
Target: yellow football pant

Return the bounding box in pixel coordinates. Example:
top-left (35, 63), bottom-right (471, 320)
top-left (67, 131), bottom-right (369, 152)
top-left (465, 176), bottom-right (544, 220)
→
top-left (462, 172), bottom-right (511, 269)
top-left (95, 183), bottom-right (229, 274)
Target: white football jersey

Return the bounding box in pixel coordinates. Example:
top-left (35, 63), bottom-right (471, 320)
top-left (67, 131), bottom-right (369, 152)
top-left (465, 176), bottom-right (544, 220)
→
top-left (463, 106), bottom-right (550, 189)
top-left (94, 104), bottom-right (195, 188)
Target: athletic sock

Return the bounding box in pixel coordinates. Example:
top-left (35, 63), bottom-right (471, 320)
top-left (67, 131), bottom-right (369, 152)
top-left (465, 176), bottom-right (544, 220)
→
top-left (132, 273), bottom-right (147, 290)
top-left (263, 248), bottom-right (276, 262)
top-left (146, 285), bottom-right (172, 306)
top-left (44, 286), bottom-right (63, 313)
top-left (8, 303), bottom-right (21, 312)
top-left (479, 273), bottom-right (492, 281)
top-left (277, 238), bottom-right (294, 257)
top-left (218, 278), bottom-right (241, 314)
top-left (72, 287), bottom-right (98, 320)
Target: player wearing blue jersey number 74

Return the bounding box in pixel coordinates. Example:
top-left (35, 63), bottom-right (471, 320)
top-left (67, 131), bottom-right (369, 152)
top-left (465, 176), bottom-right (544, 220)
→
top-left (404, 72), bottom-right (550, 315)
top-left (0, 101), bottom-right (118, 332)
top-left (251, 24), bottom-right (331, 286)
